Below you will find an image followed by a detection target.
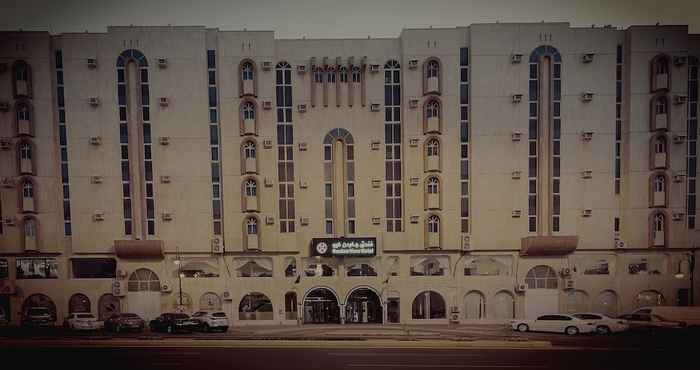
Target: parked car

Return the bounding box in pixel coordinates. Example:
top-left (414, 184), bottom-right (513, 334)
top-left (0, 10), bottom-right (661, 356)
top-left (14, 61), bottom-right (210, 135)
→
top-left (104, 313), bottom-right (145, 333)
top-left (0, 307), bottom-right (7, 325)
top-left (572, 313), bottom-right (629, 334)
top-left (63, 313), bottom-right (103, 331)
top-left (149, 313), bottom-right (198, 333)
top-left (511, 314), bottom-right (596, 335)
top-left (618, 313), bottom-right (686, 332)
top-left (632, 306), bottom-right (700, 327)
top-left (22, 307), bottom-right (54, 327)
top-left (191, 311), bottom-right (229, 332)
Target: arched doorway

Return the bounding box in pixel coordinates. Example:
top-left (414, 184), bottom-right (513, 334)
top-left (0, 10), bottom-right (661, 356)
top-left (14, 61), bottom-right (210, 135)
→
top-left (200, 292), bottom-right (222, 311)
top-left (69, 293), bottom-right (91, 313)
top-left (464, 291), bottom-right (485, 319)
top-left (303, 287), bottom-right (340, 324)
top-left (412, 290), bottom-right (446, 320)
top-left (22, 293), bottom-right (57, 321)
top-left (127, 268), bottom-right (161, 321)
top-left (565, 290), bottom-right (589, 313)
top-left (239, 292), bottom-right (273, 320)
top-left (593, 290), bottom-right (618, 317)
top-left (524, 265), bottom-right (559, 319)
top-left (345, 287), bottom-right (382, 324)
top-left (98, 294), bottom-right (121, 320)
top-left (493, 291), bottom-right (515, 319)
top-left (636, 290), bottom-right (665, 308)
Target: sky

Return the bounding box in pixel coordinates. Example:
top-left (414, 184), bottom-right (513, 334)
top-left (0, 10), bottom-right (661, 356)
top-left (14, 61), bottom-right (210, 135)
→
top-left (0, 0), bottom-right (699, 37)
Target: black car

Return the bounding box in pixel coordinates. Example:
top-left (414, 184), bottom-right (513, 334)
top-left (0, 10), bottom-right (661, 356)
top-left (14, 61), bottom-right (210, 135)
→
top-left (149, 313), bottom-right (198, 333)
top-left (105, 313), bottom-right (145, 333)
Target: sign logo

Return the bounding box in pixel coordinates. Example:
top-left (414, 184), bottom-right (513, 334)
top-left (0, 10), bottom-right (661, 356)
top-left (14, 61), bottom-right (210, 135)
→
top-left (316, 242), bottom-right (328, 255)
top-left (310, 237), bottom-right (377, 257)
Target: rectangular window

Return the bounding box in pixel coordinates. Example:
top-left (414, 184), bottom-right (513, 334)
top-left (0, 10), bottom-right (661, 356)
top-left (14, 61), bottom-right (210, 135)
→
top-left (16, 258), bottom-right (59, 279)
top-left (207, 50), bottom-right (216, 69)
top-left (71, 259), bottom-right (116, 279)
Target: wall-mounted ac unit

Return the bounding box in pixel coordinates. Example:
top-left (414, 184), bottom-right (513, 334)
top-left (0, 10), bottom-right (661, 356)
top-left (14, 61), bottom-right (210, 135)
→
top-left (581, 53), bottom-right (595, 63)
top-left (159, 136), bottom-right (170, 145)
top-left (89, 136), bottom-right (102, 145)
top-left (515, 284), bottom-right (527, 293)
top-left (87, 58), bottom-right (98, 68)
top-left (408, 59), bottom-right (419, 69)
top-left (581, 131), bottom-right (594, 141)
top-left (159, 97), bottom-right (169, 106)
top-left (160, 175), bottom-right (171, 184)
top-left (615, 240), bottom-right (626, 249)
top-left (410, 215), bottom-right (420, 223)
top-left (512, 94), bottom-right (523, 103)
top-left (461, 235), bottom-right (471, 251)
top-left (90, 176), bottom-right (103, 184)
top-left (560, 267), bottom-right (571, 277)
top-left (300, 217), bottom-right (310, 226)
top-left (511, 170), bottom-right (522, 179)
top-left (162, 212), bottom-right (173, 221)
top-left (371, 179), bottom-right (381, 188)
top-left (511, 54), bottom-right (523, 64)
top-left (674, 174), bottom-right (686, 183)
top-left (581, 92), bottom-right (594, 102)
top-left (157, 58), bottom-right (168, 68)
top-left (512, 209), bottom-right (522, 218)
top-left (88, 97), bottom-right (100, 106)
top-left (410, 177), bottom-right (420, 185)
top-left (262, 101), bottom-right (272, 110)
top-left (262, 140), bottom-right (273, 149)
top-left (298, 142), bottom-right (308, 151)
top-left (369, 64), bottom-right (380, 73)
top-left (672, 212), bottom-right (685, 221)
top-left (0, 177), bottom-right (14, 188)
top-left (674, 95), bottom-right (688, 105)
top-left (563, 279), bottom-right (575, 289)
top-left (211, 237), bottom-right (224, 254)
top-left (370, 140), bottom-right (381, 150)
top-left (0, 102), bottom-right (9, 111)
top-left (581, 209), bottom-right (593, 217)
top-left (265, 215), bottom-right (275, 225)
top-left (673, 134), bottom-right (687, 144)
top-left (222, 291), bottom-right (232, 301)
top-left (371, 217), bottom-right (381, 225)
top-left (117, 269), bottom-right (128, 279)
top-left (112, 281), bottom-right (125, 297)
top-left (409, 138), bottom-right (419, 147)
top-left (449, 311), bottom-right (460, 323)
top-left (674, 56), bottom-right (688, 66)
top-left (92, 211), bottom-right (105, 221)
top-left (264, 177), bottom-right (274, 187)
top-left (409, 98), bottom-right (419, 108)
top-left (581, 170), bottom-right (593, 179)
top-left (296, 65), bottom-right (307, 74)
top-left (297, 104), bottom-right (307, 113)
top-left (261, 61), bottom-right (272, 71)
top-left (299, 179), bottom-right (308, 188)
top-left (0, 139), bottom-right (11, 150)
top-left (370, 103), bottom-right (381, 112)
top-left (161, 283), bottom-right (172, 293)
top-left (511, 131), bottom-right (522, 142)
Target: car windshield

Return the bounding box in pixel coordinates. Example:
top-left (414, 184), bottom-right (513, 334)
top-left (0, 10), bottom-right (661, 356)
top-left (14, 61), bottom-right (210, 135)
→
top-left (29, 308), bottom-right (49, 315)
top-left (212, 312), bottom-right (227, 318)
top-left (192, 312), bottom-right (205, 317)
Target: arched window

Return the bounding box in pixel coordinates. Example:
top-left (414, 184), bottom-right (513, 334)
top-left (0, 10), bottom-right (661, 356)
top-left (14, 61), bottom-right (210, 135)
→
top-left (493, 291), bottom-right (515, 319)
top-left (16, 102), bottom-right (32, 136)
top-left (20, 142), bottom-right (32, 160)
top-left (653, 174), bottom-right (666, 193)
top-left (655, 96), bottom-right (668, 115)
top-left (314, 68), bottom-right (323, 83)
top-left (565, 290), bottom-right (589, 313)
top-left (97, 294), bottom-right (120, 320)
top-left (22, 294), bottom-right (56, 321)
top-left (653, 213), bottom-right (665, 235)
top-left (351, 66), bottom-right (361, 83)
top-left (464, 291), bottom-right (485, 319)
top-left (284, 292), bottom-right (298, 320)
top-left (243, 141), bottom-right (256, 159)
top-left (69, 293), bottom-right (91, 313)
top-left (22, 179), bottom-right (33, 198)
top-left (339, 67), bottom-right (348, 83)
top-left (426, 100), bottom-right (440, 118)
top-left (244, 179), bottom-right (257, 197)
top-left (327, 68), bottom-right (336, 83)
top-left (246, 217), bottom-right (258, 235)
top-left (199, 292), bottom-right (222, 311)
top-left (242, 101), bottom-right (255, 120)
top-left (412, 290), bottom-right (446, 319)
top-left (427, 60), bottom-right (439, 78)
top-left (427, 215), bottom-right (440, 233)
top-left (525, 265), bottom-right (558, 289)
top-left (127, 268), bottom-right (160, 292)
top-left (651, 55), bottom-right (670, 92)
top-left (13, 60), bottom-right (32, 97)
top-left (239, 292), bottom-right (273, 320)
top-left (24, 217), bottom-right (37, 238)
top-left (241, 62), bottom-right (254, 81)
top-left (427, 177), bottom-right (439, 194)
top-left (654, 57), bottom-right (669, 76)
top-left (426, 139), bottom-right (439, 157)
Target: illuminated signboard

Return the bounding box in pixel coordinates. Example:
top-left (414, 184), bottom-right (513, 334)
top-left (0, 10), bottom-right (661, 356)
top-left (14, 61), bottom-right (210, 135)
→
top-left (310, 238), bottom-right (377, 257)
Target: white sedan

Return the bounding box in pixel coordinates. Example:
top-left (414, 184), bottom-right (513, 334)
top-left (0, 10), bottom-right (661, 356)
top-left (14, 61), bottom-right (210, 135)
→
top-left (512, 314), bottom-right (596, 335)
top-left (63, 313), bottom-right (104, 331)
top-left (572, 313), bottom-right (629, 334)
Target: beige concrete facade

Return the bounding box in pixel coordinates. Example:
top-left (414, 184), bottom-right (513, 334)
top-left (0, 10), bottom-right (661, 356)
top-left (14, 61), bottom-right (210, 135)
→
top-left (0, 23), bottom-right (699, 326)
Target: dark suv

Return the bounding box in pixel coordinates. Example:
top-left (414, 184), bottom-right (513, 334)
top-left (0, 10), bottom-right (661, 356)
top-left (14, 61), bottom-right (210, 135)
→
top-left (105, 313), bottom-right (145, 333)
top-left (149, 313), bottom-right (198, 333)
top-left (22, 307), bottom-right (54, 327)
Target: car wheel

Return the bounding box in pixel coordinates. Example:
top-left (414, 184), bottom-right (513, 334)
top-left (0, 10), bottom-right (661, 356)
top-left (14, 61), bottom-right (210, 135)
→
top-left (221, 326), bottom-right (228, 333)
top-left (204, 323), bottom-right (211, 333)
top-left (167, 325), bottom-right (173, 334)
top-left (517, 324), bottom-right (529, 332)
top-left (596, 325), bottom-right (611, 335)
top-left (565, 326), bottom-right (579, 336)
top-left (115, 324), bottom-right (122, 333)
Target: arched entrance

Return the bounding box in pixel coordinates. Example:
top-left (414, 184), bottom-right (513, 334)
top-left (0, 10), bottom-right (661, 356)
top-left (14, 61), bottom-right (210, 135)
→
top-left (345, 287), bottom-right (382, 324)
top-left (98, 294), bottom-right (121, 320)
top-left (303, 287), bottom-right (340, 324)
top-left (524, 265), bottom-right (559, 319)
top-left (22, 293), bottom-right (57, 321)
top-left (464, 291), bottom-right (485, 319)
top-left (493, 291), bottom-right (515, 319)
top-left (69, 293), bottom-right (91, 313)
top-left (127, 268), bottom-right (161, 321)
top-left (412, 290), bottom-right (446, 320)
top-left (200, 292), bottom-right (222, 311)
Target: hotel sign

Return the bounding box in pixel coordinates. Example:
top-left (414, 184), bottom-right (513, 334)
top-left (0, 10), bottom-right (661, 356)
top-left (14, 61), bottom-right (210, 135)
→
top-left (310, 238), bottom-right (377, 257)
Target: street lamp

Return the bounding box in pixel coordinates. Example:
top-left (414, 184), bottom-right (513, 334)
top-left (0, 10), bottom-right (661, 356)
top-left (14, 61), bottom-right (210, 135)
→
top-left (173, 245), bottom-right (184, 310)
top-left (675, 248), bottom-right (696, 306)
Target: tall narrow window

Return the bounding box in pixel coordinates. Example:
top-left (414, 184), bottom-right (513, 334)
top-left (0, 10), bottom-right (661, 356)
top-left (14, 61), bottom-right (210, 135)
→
top-left (276, 62), bottom-right (295, 232)
top-left (426, 138), bottom-right (440, 172)
top-left (459, 47), bottom-right (470, 233)
top-left (323, 129), bottom-right (356, 235)
top-left (424, 59), bottom-right (441, 95)
top-left (245, 217), bottom-right (259, 250)
top-left (687, 56), bottom-right (698, 228)
top-left (240, 60), bottom-right (256, 96)
top-left (651, 55), bottom-right (670, 92)
top-left (19, 141), bottom-right (33, 175)
top-left (426, 177), bottom-right (440, 210)
top-left (339, 67), bottom-right (348, 83)
top-left (246, 218), bottom-right (258, 235)
top-left (424, 99), bottom-right (441, 133)
top-left (426, 215), bottom-right (440, 249)
top-left (55, 50), bottom-right (71, 235)
top-left (351, 67), bottom-right (361, 83)
top-left (241, 101), bottom-right (256, 135)
top-left (384, 60), bottom-right (403, 232)
top-left (16, 102), bottom-right (32, 136)
top-left (651, 174), bottom-right (667, 208)
top-left (615, 44), bottom-right (623, 195)
top-left (652, 212), bottom-right (665, 247)
top-left (12, 60), bottom-right (32, 97)
top-left (245, 179), bottom-right (257, 197)
top-left (208, 50), bottom-right (223, 235)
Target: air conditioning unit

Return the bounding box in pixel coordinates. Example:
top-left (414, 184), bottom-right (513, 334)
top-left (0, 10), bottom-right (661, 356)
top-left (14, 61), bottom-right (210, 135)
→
top-left (673, 174), bottom-right (686, 183)
top-left (299, 179), bottom-right (308, 188)
top-left (371, 179), bottom-right (381, 188)
top-left (88, 97), bottom-right (100, 106)
top-left (298, 142), bottom-right (308, 151)
top-left (408, 59), bottom-right (419, 69)
top-left (449, 312), bottom-right (460, 323)
top-left (409, 138), bottom-right (419, 147)
top-left (512, 94), bottom-right (523, 103)
top-left (4, 217), bottom-right (16, 226)
top-left (262, 101), bottom-right (272, 110)
top-left (112, 281), bottom-right (125, 297)
top-left (674, 94), bottom-right (688, 105)
top-left (371, 217), bottom-right (381, 225)
top-left (92, 211), bottom-right (105, 221)
top-left (300, 217), bottom-right (310, 226)
top-left (222, 291), bottom-right (232, 301)
top-left (261, 61), bottom-right (272, 71)
top-left (515, 284), bottom-right (527, 293)
top-left (370, 103), bottom-right (381, 112)
top-left (615, 240), bottom-right (626, 249)
top-left (581, 131), bottom-right (594, 141)
top-left (581, 53), bottom-right (595, 63)
top-left (613, 231), bottom-right (620, 240)
top-left (672, 212), bottom-right (685, 221)
top-left (157, 58), bottom-right (168, 68)
top-left (211, 237), bottom-right (223, 253)
top-left (673, 134), bottom-right (687, 144)
top-left (162, 212), bottom-right (173, 221)
top-left (581, 170), bottom-right (593, 179)
top-left (511, 131), bottom-right (522, 142)
top-left (511, 170), bottom-right (522, 179)
top-left (512, 209), bottom-right (522, 218)
top-left (0, 102), bottom-right (9, 111)
top-left (409, 99), bottom-right (419, 108)
top-left (368, 64), bottom-right (380, 73)
top-left (90, 176), bottom-right (103, 184)
top-left (410, 177), bottom-right (420, 185)
top-left (581, 209), bottom-right (593, 217)
top-left (296, 65), bottom-right (307, 74)
top-left (461, 235), bottom-right (471, 251)
top-left (117, 269), bottom-right (128, 279)
top-left (564, 279), bottom-right (575, 289)
top-left (89, 136), bottom-right (102, 145)
top-left (263, 140), bottom-right (273, 149)
top-left (160, 175), bottom-right (171, 184)
top-left (158, 97), bottom-right (169, 106)
top-left (264, 177), bottom-right (274, 187)
top-left (161, 283), bottom-right (172, 293)
top-left (674, 56), bottom-right (688, 66)
top-left (581, 92), bottom-right (594, 102)
top-left (87, 58), bottom-right (98, 68)
top-left (370, 140), bottom-right (381, 150)
top-left (0, 138), bottom-right (11, 150)
top-left (511, 54), bottom-right (523, 64)
top-left (297, 104), bottom-right (307, 113)
top-left (410, 215), bottom-right (420, 224)
top-left (265, 215), bottom-right (275, 225)
top-left (1, 177), bottom-right (15, 188)
top-left (560, 267), bottom-right (571, 277)
top-left (159, 136), bottom-right (170, 145)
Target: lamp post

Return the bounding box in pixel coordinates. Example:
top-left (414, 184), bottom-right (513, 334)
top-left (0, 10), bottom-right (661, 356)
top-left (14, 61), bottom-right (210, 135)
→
top-left (675, 248), bottom-right (697, 306)
top-left (173, 245), bottom-right (183, 310)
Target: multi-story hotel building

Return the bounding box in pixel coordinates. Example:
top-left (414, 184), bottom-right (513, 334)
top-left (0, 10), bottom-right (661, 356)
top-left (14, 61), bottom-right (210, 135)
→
top-left (0, 23), bottom-right (699, 325)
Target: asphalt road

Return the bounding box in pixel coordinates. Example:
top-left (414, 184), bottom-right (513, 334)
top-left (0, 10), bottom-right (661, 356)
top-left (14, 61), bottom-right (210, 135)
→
top-left (0, 345), bottom-right (694, 370)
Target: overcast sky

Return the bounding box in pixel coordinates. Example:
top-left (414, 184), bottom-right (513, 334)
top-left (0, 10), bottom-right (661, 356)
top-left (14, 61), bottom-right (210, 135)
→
top-left (1, 0), bottom-right (698, 37)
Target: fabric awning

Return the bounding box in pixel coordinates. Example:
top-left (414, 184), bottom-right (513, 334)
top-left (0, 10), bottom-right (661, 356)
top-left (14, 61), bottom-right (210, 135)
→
top-left (520, 236), bottom-right (578, 256)
top-left (114, 240), bottom-right (164, 259)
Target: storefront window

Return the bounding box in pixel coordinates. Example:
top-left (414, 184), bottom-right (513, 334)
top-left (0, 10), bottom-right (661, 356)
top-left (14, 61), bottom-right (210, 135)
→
top-left (239, 292), bottom-right (273, 320)
top-left (574, 256), bottom-right (611, 275)
top-left (71, 258), bottom-right (116, 279)
top-left (346, 263), bottom-right (377, 276)
top-left (412, 290), bottom-right (446, 319)
top-left (16, 258), bottom-right (58, 279)
top-left (627, 255), bottom-right (665, 275)
top-left (303, 259), bottom-right (336, 277)
top-left (410, 256), bottom-right (449, 276)
top-left (235, 257), bottom-right (272, 277)
top-left (176, 258), bottom-right (220, 278)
